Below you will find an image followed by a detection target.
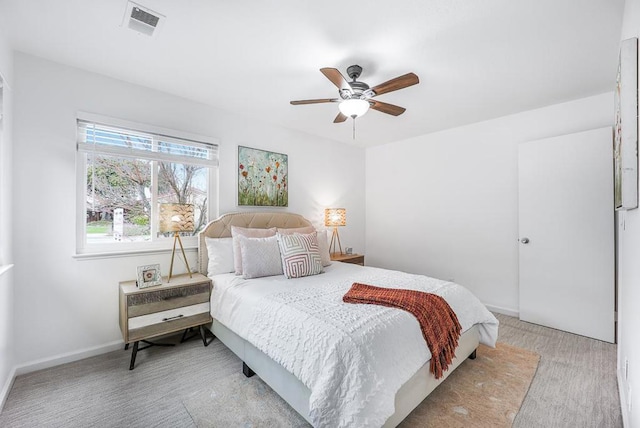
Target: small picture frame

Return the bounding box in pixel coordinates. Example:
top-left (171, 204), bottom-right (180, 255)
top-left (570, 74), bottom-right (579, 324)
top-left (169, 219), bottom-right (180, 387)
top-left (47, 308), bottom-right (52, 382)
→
top-left (137, 264), bottom-right (163, 288)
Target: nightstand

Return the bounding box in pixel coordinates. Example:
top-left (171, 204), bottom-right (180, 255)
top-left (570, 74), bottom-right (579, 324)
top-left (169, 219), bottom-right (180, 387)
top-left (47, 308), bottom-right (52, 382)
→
top-left (330, 252), bottom-right (365, 266)
top-left (119, 272), bottom-right (213, 370)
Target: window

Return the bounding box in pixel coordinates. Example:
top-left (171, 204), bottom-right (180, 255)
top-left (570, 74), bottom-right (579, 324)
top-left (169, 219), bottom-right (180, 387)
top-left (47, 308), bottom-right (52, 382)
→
top-left (76, 114), bottom-right (218, 254)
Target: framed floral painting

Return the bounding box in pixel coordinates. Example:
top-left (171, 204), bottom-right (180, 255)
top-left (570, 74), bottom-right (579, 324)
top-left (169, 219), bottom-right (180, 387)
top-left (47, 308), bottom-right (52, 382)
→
top-left (238, 146), bottom-right (288, 207)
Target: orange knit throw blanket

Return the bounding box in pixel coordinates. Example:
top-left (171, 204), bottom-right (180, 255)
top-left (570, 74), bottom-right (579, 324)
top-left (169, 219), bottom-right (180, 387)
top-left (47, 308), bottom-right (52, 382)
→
top-left (343, 282), bottom-right (462, 379)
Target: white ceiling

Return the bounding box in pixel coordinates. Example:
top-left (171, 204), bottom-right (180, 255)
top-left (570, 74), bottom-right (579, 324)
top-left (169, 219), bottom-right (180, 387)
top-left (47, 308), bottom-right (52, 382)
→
top-left (0, 0), bottom-right (625, 147)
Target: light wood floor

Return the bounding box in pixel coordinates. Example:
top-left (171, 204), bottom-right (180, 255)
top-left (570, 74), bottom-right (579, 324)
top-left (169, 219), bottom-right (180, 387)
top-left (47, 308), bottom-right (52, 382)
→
top-left (0, 313), bottom-right (622, 427)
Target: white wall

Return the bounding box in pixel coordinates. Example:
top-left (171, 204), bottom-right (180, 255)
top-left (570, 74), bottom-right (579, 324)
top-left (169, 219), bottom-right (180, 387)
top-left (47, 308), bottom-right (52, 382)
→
top-left (11, 52), bottom-right (365, 369)
top-left (366, 93), bottom-right (612, 315)
top-left (0, 28), bottom-right (15, 406)
top-left (617, 0), bottom-right (640, 425)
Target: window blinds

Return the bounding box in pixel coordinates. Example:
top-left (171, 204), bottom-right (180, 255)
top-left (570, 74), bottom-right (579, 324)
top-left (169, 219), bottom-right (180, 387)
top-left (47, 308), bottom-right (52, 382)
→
top-left (77, 119), bottom-right (219, 167)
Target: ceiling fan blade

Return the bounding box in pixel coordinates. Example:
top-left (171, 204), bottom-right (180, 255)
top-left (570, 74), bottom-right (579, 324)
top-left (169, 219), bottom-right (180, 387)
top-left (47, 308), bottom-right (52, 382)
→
top-left (290, 98), bottom-right (338, 105)
top-left (320, 68), bottom-right (351, 91)
top-left (370, 100), bottom-right (406, 116)
top-left (371, 72), bottom-right (419, 96)
top-left (334, 112), bottom-right (348, 123)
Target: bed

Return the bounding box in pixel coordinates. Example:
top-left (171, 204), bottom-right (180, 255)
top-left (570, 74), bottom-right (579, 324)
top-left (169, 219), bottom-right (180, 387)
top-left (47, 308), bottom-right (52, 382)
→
top-left (199, 212), bottom-right (499, 427)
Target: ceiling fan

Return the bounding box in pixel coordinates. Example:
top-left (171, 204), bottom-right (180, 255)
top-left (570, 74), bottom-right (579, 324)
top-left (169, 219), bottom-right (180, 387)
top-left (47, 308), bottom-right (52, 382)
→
top-left (290, 65), bottom-right (419, 123)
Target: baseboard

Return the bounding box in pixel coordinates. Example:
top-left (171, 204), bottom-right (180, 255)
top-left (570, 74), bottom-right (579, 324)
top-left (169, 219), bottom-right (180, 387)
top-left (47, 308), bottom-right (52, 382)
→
top-left (0, 366), bottom-right (16, 412)
top-left (484, 303), bottom-right (519, 318)
top-left (618, 369), bottom-right (630, 427)
top-left (14, 340), bottom-right (123, 376)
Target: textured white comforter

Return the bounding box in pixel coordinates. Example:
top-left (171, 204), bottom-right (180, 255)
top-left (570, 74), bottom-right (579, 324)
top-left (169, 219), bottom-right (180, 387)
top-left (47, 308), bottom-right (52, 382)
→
top-left (210, 262), bottom-right (499, 428)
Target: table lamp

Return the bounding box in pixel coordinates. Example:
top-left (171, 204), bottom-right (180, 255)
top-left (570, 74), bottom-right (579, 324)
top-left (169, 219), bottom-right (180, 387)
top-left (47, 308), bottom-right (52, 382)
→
top-left (324, 208), bottom-right (346, 255)
top-left (159, 203), bottom-right (194, 282)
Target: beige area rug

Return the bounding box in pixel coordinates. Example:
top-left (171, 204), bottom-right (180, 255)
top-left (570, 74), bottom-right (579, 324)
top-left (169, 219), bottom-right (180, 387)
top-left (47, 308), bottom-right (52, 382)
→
top-left (400, 343), bottom-right (540, 427)
top-left (182, 342), bottom-right (540, 427)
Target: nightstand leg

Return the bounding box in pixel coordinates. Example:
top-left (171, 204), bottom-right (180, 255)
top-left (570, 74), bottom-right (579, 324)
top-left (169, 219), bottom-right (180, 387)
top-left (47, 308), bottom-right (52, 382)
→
top-left (180, 328), bottom-right (193, 343)
top-left (199, 325), bottom-right (216, 347)
top-left (129, 341), bottom-right (139, 370)
top-left (199, 325), bottom-right (207, 346)
top-left (127, 340), bottom-right (174, 370)
top-left (124, 343), bottom-right (129, 350)
top-left (181, 327), bottom-right (202, 343)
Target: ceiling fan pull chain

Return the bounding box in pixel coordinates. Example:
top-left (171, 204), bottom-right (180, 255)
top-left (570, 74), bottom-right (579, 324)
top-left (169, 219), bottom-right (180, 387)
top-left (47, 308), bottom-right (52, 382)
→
top-left (353, 117), bottom-right (356, 140)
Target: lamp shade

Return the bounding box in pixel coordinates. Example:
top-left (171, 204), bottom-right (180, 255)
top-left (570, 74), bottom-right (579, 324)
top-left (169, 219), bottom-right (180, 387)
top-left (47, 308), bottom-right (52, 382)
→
top-left (338, 99), bottom-right (370, 118)
top-left (325, 208), bottom-right (346, 227)
top-left (159, 203), bottom-right (194, 233)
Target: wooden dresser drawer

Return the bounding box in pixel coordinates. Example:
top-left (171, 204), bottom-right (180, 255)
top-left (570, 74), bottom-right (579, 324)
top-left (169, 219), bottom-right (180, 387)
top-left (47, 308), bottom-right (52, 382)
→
top-left (128, 302), bottom-right (211, 342)
top-left (127, 282), bottom-right (210, 317)
top-left (129, 302), bottom-right (211, 329)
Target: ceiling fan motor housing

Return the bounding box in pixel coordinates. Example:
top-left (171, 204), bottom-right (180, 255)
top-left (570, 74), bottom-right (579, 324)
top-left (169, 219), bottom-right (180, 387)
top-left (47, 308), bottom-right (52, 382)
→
top-left (347, 64), bottom-right (363, 80)
top-left (343, 65), bottom-right (373, 99)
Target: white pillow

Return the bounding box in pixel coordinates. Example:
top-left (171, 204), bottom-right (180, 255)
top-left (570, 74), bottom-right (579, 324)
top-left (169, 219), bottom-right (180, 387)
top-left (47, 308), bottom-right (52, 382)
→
top-left (238, 235), bottom-right (284, 279)
top-left (231, 226), bottom-right (277, 275)
top-left (316, 229), bottom-right (332, 267)
top-left (205, 237), bottom-right (235, 275)
top-left (276, 232), bottom-right (324, 279)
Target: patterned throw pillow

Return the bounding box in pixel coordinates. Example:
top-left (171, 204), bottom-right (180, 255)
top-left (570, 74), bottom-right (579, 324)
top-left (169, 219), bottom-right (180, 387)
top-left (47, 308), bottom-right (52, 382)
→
top-left (231, 226), bottom-right (277, 275)
top-left (276, 232), bottom-right (324, 279)
top-left (238, 235), bottom-right (283, 279)
top-left (278, 227), bottom-right (331, 267)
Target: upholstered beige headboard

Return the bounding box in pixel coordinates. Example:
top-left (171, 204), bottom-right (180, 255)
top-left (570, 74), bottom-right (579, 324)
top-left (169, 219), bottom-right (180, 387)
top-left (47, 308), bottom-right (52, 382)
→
top-left (198, 212), bottom-right (313, 274)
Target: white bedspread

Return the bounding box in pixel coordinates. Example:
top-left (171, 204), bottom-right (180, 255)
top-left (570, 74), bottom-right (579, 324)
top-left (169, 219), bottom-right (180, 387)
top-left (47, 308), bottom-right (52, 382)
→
top-left (210, 262), bottom-right (498, 428)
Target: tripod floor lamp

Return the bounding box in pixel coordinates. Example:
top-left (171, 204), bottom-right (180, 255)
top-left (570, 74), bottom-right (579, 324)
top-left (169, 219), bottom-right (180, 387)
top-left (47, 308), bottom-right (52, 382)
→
top-left (325, 208), bottom-right (346, 255)
top-left (160, 203), bottom-right (194, 282)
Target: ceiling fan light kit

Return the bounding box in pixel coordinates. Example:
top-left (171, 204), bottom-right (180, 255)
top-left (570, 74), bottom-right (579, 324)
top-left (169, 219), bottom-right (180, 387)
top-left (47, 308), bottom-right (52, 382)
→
top-left (290, 64), bottom-right (420, 137)
top-left (339, 98), bottom-right (370, 118)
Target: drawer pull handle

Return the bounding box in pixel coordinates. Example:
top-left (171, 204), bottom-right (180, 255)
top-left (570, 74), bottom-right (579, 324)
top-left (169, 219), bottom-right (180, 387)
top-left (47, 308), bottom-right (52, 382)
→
top-left (163, 294), bottom-right (184, 301)
top-left (162, 314), bottom-right (184, 322)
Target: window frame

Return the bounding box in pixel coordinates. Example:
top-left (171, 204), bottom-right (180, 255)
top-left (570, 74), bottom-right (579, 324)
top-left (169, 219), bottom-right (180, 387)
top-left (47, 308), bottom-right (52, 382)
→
top-left (75, 112), bottom-right (218, 256)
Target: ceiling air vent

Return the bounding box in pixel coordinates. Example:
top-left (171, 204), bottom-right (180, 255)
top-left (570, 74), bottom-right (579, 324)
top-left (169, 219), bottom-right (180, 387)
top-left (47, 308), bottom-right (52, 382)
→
top-left (122, 1), bottom-right (165, 37)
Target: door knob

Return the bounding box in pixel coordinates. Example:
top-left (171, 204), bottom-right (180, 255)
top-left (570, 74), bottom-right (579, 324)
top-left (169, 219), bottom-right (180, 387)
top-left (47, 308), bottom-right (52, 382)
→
top-left (520, 237), bottom-right (530, 244)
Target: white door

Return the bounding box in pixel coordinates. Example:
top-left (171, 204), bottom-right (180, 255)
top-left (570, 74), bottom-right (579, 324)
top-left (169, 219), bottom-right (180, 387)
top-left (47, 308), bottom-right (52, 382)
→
top-left (518, 127), bottom-right (614, 343)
